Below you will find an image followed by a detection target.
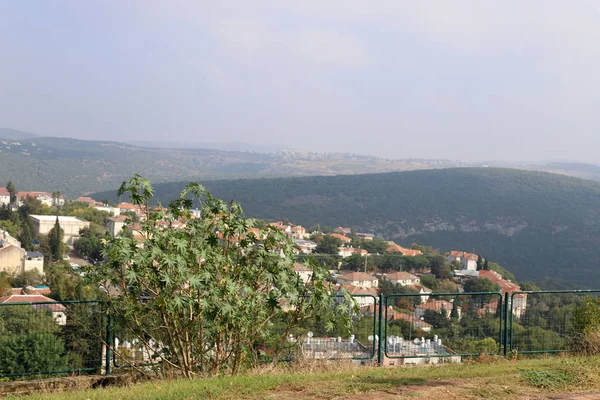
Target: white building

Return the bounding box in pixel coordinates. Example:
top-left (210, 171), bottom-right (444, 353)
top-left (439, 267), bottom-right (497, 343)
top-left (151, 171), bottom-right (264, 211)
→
top-left (385, 272), bottom-right (421, 286)
top-left (30, 215), bottom-right (90, 245)
top-left (293, 263), bottom-right (312, 284)
top-left (336, 271), bottom-right (379, 289)
top-left (0, 187), bottom-right (10, 206)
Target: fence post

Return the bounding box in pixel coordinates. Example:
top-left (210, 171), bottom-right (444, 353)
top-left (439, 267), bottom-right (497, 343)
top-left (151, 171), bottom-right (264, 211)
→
top-left (105, 310), bottom-right (112, 375)
top-left (377, 294), bottom-right (384, 366)
top-left (503, 292), bottom-right (510, 357)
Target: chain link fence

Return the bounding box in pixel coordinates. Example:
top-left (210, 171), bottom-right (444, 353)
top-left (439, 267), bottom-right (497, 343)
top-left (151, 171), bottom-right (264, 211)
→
top-left (0, 300), bottom-right (106, 378)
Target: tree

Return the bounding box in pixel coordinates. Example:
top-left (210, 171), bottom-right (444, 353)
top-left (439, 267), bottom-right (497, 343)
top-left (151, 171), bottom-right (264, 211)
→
top-left (476, 255), bottom-right (483, 271)
top-left (463, 278), bottom-right (500, 293)
top-left (48, 217), bottom-right (64, 261)
top-left (315, 234), bottom-right (342, 255)
top-left (6, 180), bottom-right (16, 205)
top-left (88, 175), bottom-right (355, 377)
top-left (483, 258), bottom-right (490, 271)
top-left (18, 217), bottom-right (35, 251)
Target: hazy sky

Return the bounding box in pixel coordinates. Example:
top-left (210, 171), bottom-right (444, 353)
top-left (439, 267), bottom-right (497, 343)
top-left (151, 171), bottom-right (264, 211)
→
top-left (1, 1), bottom-right (600, 162)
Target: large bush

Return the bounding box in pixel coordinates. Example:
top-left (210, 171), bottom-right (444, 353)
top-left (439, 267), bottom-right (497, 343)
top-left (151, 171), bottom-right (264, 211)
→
top-left (90, 176), bottom-right (354, 377)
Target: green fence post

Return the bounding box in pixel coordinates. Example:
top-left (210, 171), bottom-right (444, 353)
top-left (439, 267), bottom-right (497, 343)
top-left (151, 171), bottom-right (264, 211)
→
top-left (503, 292), bottom-right (510, 357)
top-left (105, 310), bottom-right (112, 375)
top-left (377, 294), bottom-right (384, 366)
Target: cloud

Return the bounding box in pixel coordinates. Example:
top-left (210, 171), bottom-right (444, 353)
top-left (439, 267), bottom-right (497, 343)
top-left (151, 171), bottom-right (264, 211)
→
top-left (287, 30), bottom-right (370, 68)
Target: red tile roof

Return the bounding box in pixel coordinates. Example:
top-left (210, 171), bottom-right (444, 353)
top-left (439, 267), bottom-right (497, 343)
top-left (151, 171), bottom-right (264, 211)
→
top-left (0, 294), bottom-right (66, 312)
top-left (337, 271), bottom-right (377, 282)
top-left (386, 272), bottom-right (419, 281)
top-left (386, 245), bottom-right (423, 256)
top-left (330, 233), bottom-right (352, 242)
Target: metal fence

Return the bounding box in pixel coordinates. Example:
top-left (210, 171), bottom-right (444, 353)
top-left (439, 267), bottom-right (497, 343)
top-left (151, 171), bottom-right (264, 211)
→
top-left (383, 292), bottom-right (503, 363)
top-left (508, 290), bottom-right (600, 354)
top-left (3, 290), bottom-right (600, 378)
top-left (0, 300), bottom-right (106, 378)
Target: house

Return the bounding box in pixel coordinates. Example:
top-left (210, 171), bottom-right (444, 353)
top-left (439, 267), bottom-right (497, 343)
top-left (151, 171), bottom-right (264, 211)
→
top-left (330, 233), bottom-right (352, 243)
top-left (338, 247), bottom-right (367, 258)
top-left (333, 284), bottom-right (377, 307)
top-left (415, 300), bottom-right (461, 320)
top-left (0, 230), bottom-right (26, 274)
top-left (386, 245), bottom-right (423, 257)
top-left (75, 197), bottom-right (101, 206)
top-left (0, 294), bottom-right (67, 325)
top-left (412, 284), bottom-right (433, 304)
top-left (478, 270), bottom-right (527, 318)
top-left (117, 202), bottom-right (144, 218)
top-left (336, 271), bottom-right (378, 289)
top-left (293, 263), bottom-right (312, 284)
top-left (385, 272), bottom-right (421, 286)
top-left (17, 191), bottom-right (64, 207)
top-left (356, 233), bottom-right (374, 241)
top-left (0, 187), bottom-right (10, 206)
top-left (334, 227), bottom-right (352, 235)
top-left (446, 251), bottom-right (479, 271)
top-left (294, 239), bottom-right (317, 254)
top-left (385, 307), bottom-right (433, 333)
top-left (24, 251), bottom-right (44, 274)
top-left (291, 226), bottom-right (307, 239)
top-left (94, 205), bottom-right (121, 216)
top-left (30, 215), bottom-right (90, 245)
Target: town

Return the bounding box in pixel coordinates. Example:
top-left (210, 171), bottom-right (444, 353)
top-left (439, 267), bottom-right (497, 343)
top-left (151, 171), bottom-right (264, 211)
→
top-left (0, 182), bottom-right (528, 363)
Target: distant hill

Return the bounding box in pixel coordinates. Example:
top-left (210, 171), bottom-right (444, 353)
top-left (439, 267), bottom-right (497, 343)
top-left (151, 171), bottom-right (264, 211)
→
top-left (93, 168), bottom-right (600, 289)
top-left (0, 127), bottom-right (41, 140)
top-left (0, 135), bottom-right (462, 197)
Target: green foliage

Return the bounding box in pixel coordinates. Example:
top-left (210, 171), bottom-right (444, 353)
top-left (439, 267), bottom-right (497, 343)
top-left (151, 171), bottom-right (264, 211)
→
top-left (315, 235), bottom-right (342, 255)
top-left (48, 217), bottom-right (64, 262)
top-left (0, 305), bottom-right (70, 376)
top-left (88, 175), bottom-right (355, 377)
top-left (6, 180), bottom-right (16, 204)
top-left (571, 296), bottom-right (600, 334)
top-left (521, 369), bottom-right (574, 388)
top-left (463, 278), bottom-right (500, 293)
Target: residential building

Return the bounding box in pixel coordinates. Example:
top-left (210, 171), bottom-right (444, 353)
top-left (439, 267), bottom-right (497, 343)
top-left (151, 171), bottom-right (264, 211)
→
top-left (336, 271), bottom-right (378, 289)
top-left (333, 284), bottom-right (377, 307)
top-left (386, 245), bottom-right (423, 257)
top-left (385, 272), bottom-right (421, 286)
top-left (294, 239), bottom-right (317, 254)
top-left (356, 233), bottom-right (374, 241)
top-left (334, 227), bottom-right (352, 235)
top-left (291, 226), bottom-right (307, 239)
top-left (338, 247), bottom-right (367, 258)
top-left (75, 197), bottom-right (101, 206)
top-left (415, 300), bottom-right (461, 320)
top-left (17, 191), bottom-right (64, 207)
top-left (446, 251), bottom-right (479, 271)
top-left (0, 294), bottom-right (67, 325)
top-left (293, 263), bottom-right (312, 284)
top-left (478, 270), bottom-right (527, 318)
top-left (0, 240), bottom-right (26, 274)
top-left (0, 187), bottom-right (10, 206)
top-left (106, 215), bottom-right (129, 237)
top-left (94, 205), bottom-right (121, 216)
top-left (24, 251), bottom-right (44, 274)
top-left (330, 233), bottom-right (352, 243)
top-left (30, 215), bottom-right (90, 245)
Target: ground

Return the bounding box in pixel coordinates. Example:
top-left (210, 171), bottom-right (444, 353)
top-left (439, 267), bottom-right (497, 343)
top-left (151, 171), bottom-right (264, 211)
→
top-left (4, 356), bottom-right (600, 399)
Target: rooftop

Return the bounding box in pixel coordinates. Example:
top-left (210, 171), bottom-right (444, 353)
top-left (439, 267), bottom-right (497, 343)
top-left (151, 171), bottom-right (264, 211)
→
top-left (30, 215), bottom-right (86, 222)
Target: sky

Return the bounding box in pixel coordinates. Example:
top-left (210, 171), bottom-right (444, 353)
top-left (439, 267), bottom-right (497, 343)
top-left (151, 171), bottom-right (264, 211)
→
top-left (1, 1), bottom-right (600, 162)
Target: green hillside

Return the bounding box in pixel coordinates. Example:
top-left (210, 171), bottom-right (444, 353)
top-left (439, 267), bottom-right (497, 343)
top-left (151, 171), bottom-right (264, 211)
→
top-left (93, 168), bottom-right (600, 288)
top-left (0, 135), bottom-right (454, 197)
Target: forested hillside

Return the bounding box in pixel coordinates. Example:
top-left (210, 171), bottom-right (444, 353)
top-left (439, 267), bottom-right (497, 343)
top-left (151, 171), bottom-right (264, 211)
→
top-left (0, 135), bottom-right (455, 196)
top-left (93, 168), bottom-right (600, 288)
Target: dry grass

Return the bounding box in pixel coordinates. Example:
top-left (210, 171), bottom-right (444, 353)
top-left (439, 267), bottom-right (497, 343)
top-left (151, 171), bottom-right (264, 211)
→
top-left (4, 355), bottom-right (600, 400)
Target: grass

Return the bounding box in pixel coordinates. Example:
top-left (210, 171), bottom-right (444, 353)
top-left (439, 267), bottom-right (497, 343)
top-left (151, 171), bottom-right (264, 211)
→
top-left (5, 356), bottom-right (600, 400)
